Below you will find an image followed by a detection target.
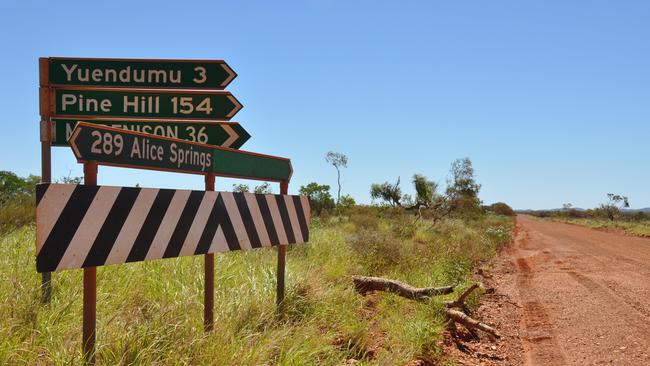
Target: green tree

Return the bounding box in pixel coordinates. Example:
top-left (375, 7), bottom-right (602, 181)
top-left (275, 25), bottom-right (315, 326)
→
top-left (232, 184), bottom-right (250, 193)
top-left (0, 171), bottom-right (39, 196)
top-left (600, 193), bottom-right (629, 221)
top-left (412, 174), bottom-right (437, 207)
top-left (370, 177), bottom-right (402, 207)
top-left (299, 182), bottom-right (335, 215)
top-left (446, 158), bottom-right (482, 215)
top-left (254, 182), bottom-right (273, 194)
top-left (325, 151), bottom-right (348, 203)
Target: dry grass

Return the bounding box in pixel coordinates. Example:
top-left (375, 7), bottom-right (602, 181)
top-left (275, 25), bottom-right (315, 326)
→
top-left (0, 208), bottom-right (513, 365)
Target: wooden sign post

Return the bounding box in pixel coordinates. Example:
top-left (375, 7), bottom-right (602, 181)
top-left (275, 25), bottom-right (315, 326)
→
top-left (204, 173), bottom-right (215, 332)
top-left (38, 58), bottom-right (53, 303)
top-left (277, 180), bottom-right (289, 311)
top-left (82, 161), bottom-right (98, 364)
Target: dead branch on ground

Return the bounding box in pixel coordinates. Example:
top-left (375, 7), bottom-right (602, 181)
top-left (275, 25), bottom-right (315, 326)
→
top-left (351, 276), bottom-right (500, 339)
top-left (445, 284), bottom-right (500, 339)
top-left (352, 275), bottom-right (454, 300)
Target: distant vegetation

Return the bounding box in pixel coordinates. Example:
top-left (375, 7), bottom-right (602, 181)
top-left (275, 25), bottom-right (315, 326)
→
top-left (0, 171), bottom-right (39, 235)
top-left (524, 193), bottom-right (650, 237)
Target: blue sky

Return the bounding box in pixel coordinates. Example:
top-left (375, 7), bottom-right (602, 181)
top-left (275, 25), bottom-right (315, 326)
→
top-left (1, 1), bottom-right (648, 209)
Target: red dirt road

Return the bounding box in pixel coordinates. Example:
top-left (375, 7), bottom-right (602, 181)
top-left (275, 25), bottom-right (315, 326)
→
top-left (503, 215), bottom-right (650, 365)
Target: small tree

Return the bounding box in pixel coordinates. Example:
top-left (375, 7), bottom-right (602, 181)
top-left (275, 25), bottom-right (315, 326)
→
top-left (325, 151), bottom-right (348, 203)
top-left (446, 158), bottom-right (482, 215)
top-left (254, 182), bottom-right (273, 194)
top-left (562, 203), bottom-right (573, 211)
top-left (299, 182), bottom-right (335, 215)
top-left (232, 184), bottom-right (250, 193)
top-left (412, 174), bottom-right (437, 207)
top-left (600, 193), bottom-right (629, 221)
top-left (370, 177), bottom-right (402, 207)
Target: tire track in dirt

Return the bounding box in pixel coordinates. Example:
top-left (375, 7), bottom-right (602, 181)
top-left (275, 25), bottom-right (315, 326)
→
top-left (512, 228), bottom-right (567, 366)
top-left (503, 216), bottom-right (650, 365)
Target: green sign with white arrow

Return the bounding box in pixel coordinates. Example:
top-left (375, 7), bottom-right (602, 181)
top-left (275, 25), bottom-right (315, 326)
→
top-left (52, 87), bottom-right (242, 120)
top-left (52, 118), bottom-right (250, 149)
top-left (69, 122), bottom-right (291, 181)
top-left (47, 57), bottom-right (237, 89)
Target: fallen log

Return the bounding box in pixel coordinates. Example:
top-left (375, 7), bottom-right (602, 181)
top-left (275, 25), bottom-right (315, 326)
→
top-left (352, 275), bottom-right (454, 300)
top-left (351, 275), bottom-right (500, 340)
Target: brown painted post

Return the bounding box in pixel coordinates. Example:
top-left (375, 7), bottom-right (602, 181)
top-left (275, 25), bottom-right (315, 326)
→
top-left (277, 180), bottom-right (289, 311)
top-left (204, 173), bottom-right (215, 332)
top-left (39, 57), bottom-right (53, 303)
top-left (82, 161), bottom-right (98, 365)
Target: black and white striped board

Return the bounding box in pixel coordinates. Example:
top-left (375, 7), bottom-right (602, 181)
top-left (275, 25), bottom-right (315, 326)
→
top-left (35, 183), bottom-right (310, 273)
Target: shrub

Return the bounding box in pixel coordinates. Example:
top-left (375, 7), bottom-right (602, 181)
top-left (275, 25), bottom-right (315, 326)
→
top-left (0, 194), bottom-right (34, 235)
top-left (487, 202), bottom-right (515, 216)
top-left (337, 195), bottom-right (356, 210)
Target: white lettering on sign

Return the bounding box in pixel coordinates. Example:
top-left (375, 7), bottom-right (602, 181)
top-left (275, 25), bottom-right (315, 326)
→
top-left (170, 143), bottom-right (212, 171)
top-left (170, 97), bottom-right (213, 115)
top-left (90, 131), bottom-right (123, 155)
top-left (130, 137), bottom-right (164, 161)
top-left (60, 64), bottom-right (182, 84)
top-left (61, 94), bottom-right (112, 112)
top-left (111, 124), bottom-right (179, 139)
top-left (123, 96), bottom-right (160, 114)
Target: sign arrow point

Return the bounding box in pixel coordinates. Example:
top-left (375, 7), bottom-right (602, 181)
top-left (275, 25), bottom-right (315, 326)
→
top-left (220, 63), bottom-right (237, 88)
top-left (69, 123), bottom-right (83, 159)
top-left (221, 124), bottom-right (238, 148)
top-left (226, 95), bottom-right (243, 119)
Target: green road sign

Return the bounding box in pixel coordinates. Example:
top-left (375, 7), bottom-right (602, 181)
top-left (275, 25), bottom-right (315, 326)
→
top-left (52, 118), bottom-right (250, 149)
top-left (51, 87), bottom-right (242, 120)
top-left (46, 58), bottom-right (236, 89)
top-left (69, 122), bottom-right (292, 181)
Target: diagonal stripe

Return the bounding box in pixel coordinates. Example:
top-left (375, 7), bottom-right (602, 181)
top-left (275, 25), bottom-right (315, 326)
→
top-left (36, 185), bottom-right (99, 272)
top-left (36, 184), bottom-right (76, 254)
top-left (196, 193), bottom-right (223, 254)
top-left (265, 195), bottom-right (287, 244)
top-left (235, 193), bottom-right (262, 248)
top-left (292, 195), bottom-right (310, 242)
top-left (126, 189), bottom-right (175, 263)
top-left (179, 192), bottom-right (217, 257)
top-left (35, 183), bottom-right (49, 206)
top-left (245, 193), bottom-right (271, 246)
top-left (257, 194), bottom-right (279, 245)
top-left (275, 195), bottom-right (296, 244)
top-left (300, 195), bottom-right (311, 223)
top-left (145, 190), bottom-right (192, 260)
top-left (83, 187), bottom-right (140, 267)
top-left (164, 191), bottom-right (205, 258)
top-left (56, 186), bottom-right (121, 271)
top-left (284, 195), bottom-right (303, 243)
top-left (105, 188), bottom-right (158, 266)
top-left (221, 192), bottom-right (252, 250)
